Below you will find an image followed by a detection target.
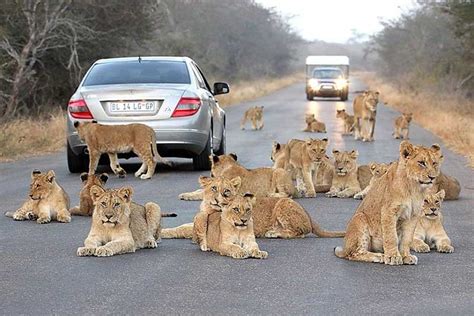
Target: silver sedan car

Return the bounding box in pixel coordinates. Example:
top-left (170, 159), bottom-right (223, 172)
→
top-left (66, 56), bottom-right (229, 172)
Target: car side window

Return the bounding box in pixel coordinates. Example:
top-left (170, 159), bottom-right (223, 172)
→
top-left (190, 63), bottom-right (207, 90)
top-left (193, 63), bottom-right (213, 92)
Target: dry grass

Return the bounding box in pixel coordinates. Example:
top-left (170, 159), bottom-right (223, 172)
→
top-left (359, 72), bottom-right (474, 168)
top-left (0, 109), bottom-right (67, 162)
top-left (215, 72), bottom-right (304, 106)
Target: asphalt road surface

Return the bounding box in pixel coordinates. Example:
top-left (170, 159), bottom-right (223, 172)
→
top-left (1, 77), bottom-right (473, 315)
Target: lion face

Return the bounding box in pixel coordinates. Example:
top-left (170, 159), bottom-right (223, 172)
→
top-left (199, 176), bottom-right (241, 211)
top-left (73, 121), bottom-right (96, 141)
top-left (271, 142), bottom-right (284, 162)
top-left (369, 162), bottom-right (389, 177)
top-left (336, 109), bottom-right (346, 118)
top-left (305, 138), bottom-right (329, 163)
top-left (305, 114), bottom-right (316, 124)
top-left (221, 193), bottom-right (255, 230)
top-left (364, 91), bottom-right (379, 112)
top-left (422, 190), bottom-right (445, 219)
top-left (210, 153), bottom-right (238, 177)
top-left (90, 186), bottom-right (133, 228)
top-left (399, 141), bottom-right (443, 188)
top-left (253, 106), bottom-right (264, 120)
top-left (333, 150), bottom-right (358, 176)
top-left (403, 112), bottom-right (413, 123)
top-left (29, 170), bottom-right (56, 200)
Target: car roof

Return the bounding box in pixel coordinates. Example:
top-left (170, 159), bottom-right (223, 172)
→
top-left (94, 56), bottom-right (192, 64)
top-left (313, 67), bottom-right (343, 72)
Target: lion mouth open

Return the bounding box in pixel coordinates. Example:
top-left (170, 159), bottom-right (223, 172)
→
top-left (234, 222), bottom-right (248, 228)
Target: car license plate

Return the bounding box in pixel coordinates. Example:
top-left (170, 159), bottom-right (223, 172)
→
top-left (108, 101), bottom-right (158, 114)
top-left (322, 85), bottom-right (333, 90)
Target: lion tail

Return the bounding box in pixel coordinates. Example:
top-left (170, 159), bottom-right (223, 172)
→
top-left (310, 217), bottom-right (345, 238)
top-left (4, 211), bottom-right (14, 218)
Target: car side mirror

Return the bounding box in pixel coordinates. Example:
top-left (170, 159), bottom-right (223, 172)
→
top-left (213, 82), bottom-right (230, 95)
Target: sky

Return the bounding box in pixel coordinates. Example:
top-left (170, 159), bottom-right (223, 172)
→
top-left (255, 0), bottom-right (418, 43)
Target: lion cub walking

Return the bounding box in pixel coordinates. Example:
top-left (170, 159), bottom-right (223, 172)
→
top-left (393, 112), bottom-right (413, 139)
top-left (411, 190), bottom-right (454, 253)
top-left (241, 106), bottom-right (264, 130)
top-left (303, 114), bottom-right (326, 133)
top-left (336, 109), bottom-right (354, 135)
top-left (5, 170), bottom-right (71, 224)
top-left (77, 186), bottom-right (162, 257)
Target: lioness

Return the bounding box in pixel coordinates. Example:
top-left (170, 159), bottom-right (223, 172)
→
top-left (354, 162), bottom-right (390, 200)
top-left (411, 190), bottom-right (454, 254)
top-left (353, 90), bottom-right (379, 142)
top-left (179, 153), bottom-right (296, 200)
top-left (70, 172), bottom-right (109, 216)
top-left (326, 150), bottom-right (362, 198)
top-left (74, 121), bottom-right (170, 179)
top-left (336, 109), bottom-right (355, 135)
top-left (240, 106), bottom-right (264, 130)
top-left (334, 141), bottom-right (443, 265)
top-left (77, 186), bottom-right (162, 257)
top-left (5, 170), bottom-right (71, 224)
top-left (303, 114), bottom-right (327, 133)
top-left (393, 112), bottom-right (413, 140)
top-left (206, 194), bottom-right (268, 259)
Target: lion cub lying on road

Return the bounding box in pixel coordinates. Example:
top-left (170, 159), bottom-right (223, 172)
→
top-left (335, 141), bottom-right (443, 265)
top-left (77, 186), bottom-right (163, 257)
top-left (303, 114), bottom-right (326, 133)
top-left (241, 106), bottom-right (264, 130)
top-left (411, 189), bottom-right (454, 253)
top-left (326, 150), bottom-right (362, 198)
top-left (354, 162), bottom-right (390, 200)
top-left (336, 109), bottom-right (355, 135)
top-left (5, 170), bottom-right (71, 224)
top-left (74, 121), bottom-right (170, 179)
top-left (393, 112), bottom-right (413, 139)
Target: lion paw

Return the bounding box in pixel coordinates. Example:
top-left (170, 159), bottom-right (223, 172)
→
top-left (77, 247), bottom-right (96, 257)
top-left (145, 239), bottom-right (158, 249)
top-left (57, 214), bottom-right (71, 223)
top-left (140, 174), bottom-right (152, 180)
top-left (264, 231), bottom-right (279, 238)
top-left (353, 193), bottom-right (363, 200)
top-left (13, 213), bottom-right (26, 221)
top-left (230, 250), bottom-right (248, 259)
top-left (305, 191), bottom-right (316, 198)
top-left (251, 250), bottom-right (268, 259)
top-left (36, 217), bottom-right (51, 224)
top-left (336, 192), bottom-right (351, 198)
top-left (412, 243), bottom-right (430, 253)
top-left (200, 244), bottom-right (209, 252)
top-left (95, 246), bottom-right (114, 257)
top-left (384, 254), bottom-right (403, 265)
top-left (403, 254), bottom-right (418, 265)
top-left (326, 191), bottom-right (337, 198)
top-left (437, 244), bottom-right (454, 253)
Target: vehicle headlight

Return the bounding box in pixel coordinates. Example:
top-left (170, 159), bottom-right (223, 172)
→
top-left (336, 79), bottom-right (347, 90)
top-left (309, 79), bottom-right (319, 89)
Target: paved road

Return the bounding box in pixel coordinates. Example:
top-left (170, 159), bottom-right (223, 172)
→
top-left (1, 77), bottom-right (473, 315)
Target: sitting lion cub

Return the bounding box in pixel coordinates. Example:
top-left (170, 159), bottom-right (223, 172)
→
top-left (5, 170), bottom-right (71, 224)
top-left (74, 121), bottom-right (170, 179)
top-left (336, 109), bottom-right (355, 135)
top-left (77, 186), bottom-right (162, 257)
top-left (411, 189), bottom-right (454, 253)
top-left (335, 141), bottom-right (443, 265)
top-left (240, 106), bottom-right (264, 130)
top-left (326, 150), bottom-right (361, 198)
top-left (393, 112), bottom-right (413, 139)
top-left (70, 172), bottom-right (109, 216)
top-left (303, 114), bottom-right (327, 133)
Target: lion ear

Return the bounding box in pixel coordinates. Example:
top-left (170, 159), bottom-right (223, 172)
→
top-left (431, 144), bottom-right (441, 152)
top-left (80, 172), bottom-right (89, 183)
top-left (198, 176), bottom-right (212, 187)
top-left (274, 142), bottom-right (281, 150)
top-left (31, 169), bottom-right (41, 179)
top-left (437, 189), bottom-right (446, 200)
top-left (332, 149), bottom-right (340, 155)
top-left (211, 154), bottom-right (219, 164)
top-left (321, 137), bottom-right (328, 144)
top-left (46, 170), bottom-right (55, 183)
top-left (229, 153), bottom-right (238, 161)
top-left (90, 185), bottom-right (106, 204)
top-left (243, 192), bottom-right (256, 206)
top-left (73, 121), bottom-right (80, 128)
top-left (369, 162), bottom-right (377, 170)
top-left (350, 150), bottom-right (358, 159)
top-left (118, 186), bottom-right (133, 203)
top-left (99, 173), bottom-right (109, 184)
top-left (230, 176), bottom-right (241, 190)
top-left (375, 91), bottom-right (380, 96)
top-left (400, 141), bottom-right (415, 159)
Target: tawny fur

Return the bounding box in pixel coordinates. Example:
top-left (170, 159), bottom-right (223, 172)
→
top-left (334, 141), bottom-right (444, 265)
top-left (326, 150), bottom-right (362, 198)
top-left (429, 171), bottom-right (461, 200)
top-left (353, 90), bottom-right (379, 142)
top-left (411, 190), bottom-right (454, 254)
top-left (74, 121), bottom-right (170, 180)
top-left (5, 170), bottom-right (71, 224)
top-left (241, 106), bottom-right (264, 130)
top-left (70, 173), bottom-right (109, 216)
top-left (393, 112), bottom-right (413, 139)
top-left (336, 109), bottom-right (355, 135)
top-left (354, 162), bottom-right (390, 200)
top-left (77, 186), bottom-right (162, 257)
top-left (303, 114), bottom-right (326, 133)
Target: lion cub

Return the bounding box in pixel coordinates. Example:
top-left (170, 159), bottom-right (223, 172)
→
top-left (5, 170), bottom-right (71, 224)
top-left (354, 162), bottom-right (390, 200)
top-left (336, 109), bottom-right (355, 135)
top-left (393, 112), bottom-right (413, 139)
top-left (205, 194), bottom-right (268, 259)
top-left (303, 114), bottom-right (327, 133)
top-left (70, 172), bottom-right (108, 216)
top-left (240, 106), bottom-right (264, 130)
top-left (77, 186), bottom-right (162, 257)
top-left (74, 121), bottom-right (170, 179)
top-left (326, 150), bottom-right (361, 198)
top-left (411, 190), bottom-right (454, 253)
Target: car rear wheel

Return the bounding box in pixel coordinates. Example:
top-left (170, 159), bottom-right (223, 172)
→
top-left (214, 123), bottom-right (226, 156)
top-left (67, 141), bottom-right (88, 173)
top-left (193, 132), bottom-right (212, 171)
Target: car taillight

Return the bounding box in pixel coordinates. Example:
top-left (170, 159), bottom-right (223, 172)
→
top-left (172, 97), bottom-right (201, 117)
top-left (68, 99), bottom-right (93, 119)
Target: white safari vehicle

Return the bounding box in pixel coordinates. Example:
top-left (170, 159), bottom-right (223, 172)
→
top-left (305, 55), bottom-right (349, 101)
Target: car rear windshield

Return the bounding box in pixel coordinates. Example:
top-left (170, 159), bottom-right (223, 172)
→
top-left (312, 69), bottom-right (344, 79)
top-left (83, 60), bottom-right (191, 86)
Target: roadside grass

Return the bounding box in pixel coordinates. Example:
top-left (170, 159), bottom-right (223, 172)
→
top-left (0, 110), bottom-right (67, 162)
top-left (0, 72), bottom-right (304, 162)
top-left (359, 72), bottom-right (474, 168)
